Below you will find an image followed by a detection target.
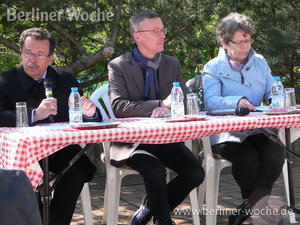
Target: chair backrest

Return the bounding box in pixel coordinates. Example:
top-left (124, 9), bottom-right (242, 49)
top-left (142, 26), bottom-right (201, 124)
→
top-left (90, 83), bottom-right (115, 120)
top-left (90, 83), bottom-right (116, 163)
top-left (186, 74), bottom-right (204, 111)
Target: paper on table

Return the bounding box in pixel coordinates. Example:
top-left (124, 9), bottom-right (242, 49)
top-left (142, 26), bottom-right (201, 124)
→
top-left (262, 108), bottom-right (300, 115)
top-left (255, 105), bottom-right (270, 112)
top-left (32, 124), bottom-right (71, 130)
top-left (70, 121), bottom-right (121, 129)
top-left (163, 115), bottom-right (207, 123)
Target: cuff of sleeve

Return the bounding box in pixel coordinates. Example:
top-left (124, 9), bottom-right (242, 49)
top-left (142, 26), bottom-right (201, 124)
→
top-left (31, 109), bottom-right (36, 123)
top-left (223, 96), bottom-right (245, 108)
top-left (237, 96), bottom-right (249, 105)
top-left (83, 111), bottom-right (99, 121)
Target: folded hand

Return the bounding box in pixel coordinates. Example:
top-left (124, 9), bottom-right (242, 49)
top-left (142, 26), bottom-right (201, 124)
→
top-left (151, 107), bottom-right (171, 118)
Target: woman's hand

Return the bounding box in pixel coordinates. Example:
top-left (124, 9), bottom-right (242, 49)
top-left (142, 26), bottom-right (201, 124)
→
top-left (238, 98), bottom-right (256, 111)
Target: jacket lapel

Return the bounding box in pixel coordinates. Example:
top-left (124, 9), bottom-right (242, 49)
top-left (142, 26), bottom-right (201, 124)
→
top-left (16, 66), bottom-right (35, 94)
top-left (125, 53), bottom-right (145, 96)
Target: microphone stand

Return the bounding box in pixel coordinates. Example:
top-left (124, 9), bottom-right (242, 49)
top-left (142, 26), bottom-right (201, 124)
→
top-left (259, 128), bottom-right (300, 216)
top-left (40, 157), bottom-right (50, 225)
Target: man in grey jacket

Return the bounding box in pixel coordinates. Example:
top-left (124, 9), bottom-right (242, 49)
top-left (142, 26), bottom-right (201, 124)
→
top-left (108, 12), bottom-right (204, 225)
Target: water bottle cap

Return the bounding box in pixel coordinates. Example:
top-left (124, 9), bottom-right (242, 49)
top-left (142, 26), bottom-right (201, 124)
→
top-left (71, 87), bottom-right (78, 92)
top-left (173, 82), bottom-right (180, 87)
top-left (273, 76), bottom-right (281, 81)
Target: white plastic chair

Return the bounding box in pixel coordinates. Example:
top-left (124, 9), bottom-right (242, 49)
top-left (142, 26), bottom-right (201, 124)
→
top-left (80, 183), bottom-right (94, 225)
top-left (198, 136), bottom-right (232, 225)
top-left (199, 133), bottom-right (293, 225)
top-left (89, 83), bottom-right (115, 120)
top-left (90, 83), bottom-right (200, 225)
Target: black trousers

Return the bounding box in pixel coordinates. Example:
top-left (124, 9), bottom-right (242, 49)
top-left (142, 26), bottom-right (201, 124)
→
top-left (38, 144), bottom-right (96, 225)
top-left (213, 133), bottom-right (284, 206)
top-left (126, 142), bottom-right (204, 219)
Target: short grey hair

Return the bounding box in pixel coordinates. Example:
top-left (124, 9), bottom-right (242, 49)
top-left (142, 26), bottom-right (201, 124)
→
top-left (129, 12), bottom-right (160, 34)
top-left (216, 12), bottom-right (256, 44)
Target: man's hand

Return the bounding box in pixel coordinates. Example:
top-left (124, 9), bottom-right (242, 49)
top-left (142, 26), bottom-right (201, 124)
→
top-left (151, 107), bottom-right (171, 118)
top-left (238, 98), bottom-right (256, 111)
top-left (161, 95), bottom-right (171, 108)
top-left (82, 96), bottom-right (97, 117)
top-left (34, 98), bottom-right (57, 121)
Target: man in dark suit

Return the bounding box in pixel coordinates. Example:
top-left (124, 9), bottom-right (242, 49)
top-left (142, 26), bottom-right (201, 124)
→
top-left (0, 28), bottom-right (101, 225)
top-left (108, 12), bottom-right (204, 225)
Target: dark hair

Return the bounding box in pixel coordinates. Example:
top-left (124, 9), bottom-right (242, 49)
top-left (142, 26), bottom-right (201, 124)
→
top-left (20, 28), bottom-right (56, 56)
top-left (216, 12), bottom-right (256, 44)
top-left (129, 12), bottom-right (160, 34)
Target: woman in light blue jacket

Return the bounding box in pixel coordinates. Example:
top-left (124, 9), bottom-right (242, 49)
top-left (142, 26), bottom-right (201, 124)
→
top-left (203, 13), bottom-right (284, 225)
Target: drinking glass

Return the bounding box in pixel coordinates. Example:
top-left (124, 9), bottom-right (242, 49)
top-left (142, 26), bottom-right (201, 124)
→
top-left (285, 88), bottom-right (296, 109)
top-left (187, 93), bottom-right (200, 115)
top-left (16, 102), bottom-right (29, 127)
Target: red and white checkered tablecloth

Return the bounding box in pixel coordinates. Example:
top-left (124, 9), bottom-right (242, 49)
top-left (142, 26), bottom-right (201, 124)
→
top-left (1, 113), bottom-right (300, 189)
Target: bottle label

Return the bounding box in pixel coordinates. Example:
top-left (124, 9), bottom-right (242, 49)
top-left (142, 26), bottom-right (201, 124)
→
top-left (69, 110), bottom-right (83, 124)
top-left (272, 80), bottom-right (285, 109)
top-left (171, 103), bottom-right (185, 119)
top-left (272, 96), bottom-right (285, 109)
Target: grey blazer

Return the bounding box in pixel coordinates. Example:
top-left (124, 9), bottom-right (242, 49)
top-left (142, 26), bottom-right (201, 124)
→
top-left (108, 52), bottom-right (189, 166)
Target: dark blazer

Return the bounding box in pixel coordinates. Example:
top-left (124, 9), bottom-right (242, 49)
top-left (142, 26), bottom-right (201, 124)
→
top-left (0, 66), bottom-right (101, 126)
top-left (108, 52), bottom-right (189, 166)
top-left (0, 65), bottom-right (101, 224)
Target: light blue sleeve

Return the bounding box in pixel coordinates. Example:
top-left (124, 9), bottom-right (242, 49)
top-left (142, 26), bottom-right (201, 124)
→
top-left (203, 63), bottom-right (244, 110)
top-left (264, 61), bottom-right (274, 101)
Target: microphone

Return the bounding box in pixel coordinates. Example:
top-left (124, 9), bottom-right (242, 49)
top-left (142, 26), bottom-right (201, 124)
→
top-left (43, 79), bottom-right (55, 122)
top-left (43, 79), bottom-right (53, 98)
top-left (206, 107), bottom-right (250, 116)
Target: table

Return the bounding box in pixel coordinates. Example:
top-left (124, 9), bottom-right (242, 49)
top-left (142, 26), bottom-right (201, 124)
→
top-left (0, 113), bottom-right (300, 224)
top-left (1, 113), bottom-right (300, 189)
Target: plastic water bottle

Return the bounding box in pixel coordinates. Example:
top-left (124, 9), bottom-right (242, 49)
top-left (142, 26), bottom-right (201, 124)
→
top-left (271, 76), bottom-right (285, 109)
top-left (68, 87), bottom-right (83, 124)
top-left (171, 82), bottom-right (185, 119)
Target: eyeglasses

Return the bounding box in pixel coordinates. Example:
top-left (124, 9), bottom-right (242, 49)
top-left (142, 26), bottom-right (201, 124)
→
top-left (22, 51), bottom-right (50, 60)
top-left (135, 28), bottom-right (168, 35)
top-left (229, 39), bottom-right (253, 46)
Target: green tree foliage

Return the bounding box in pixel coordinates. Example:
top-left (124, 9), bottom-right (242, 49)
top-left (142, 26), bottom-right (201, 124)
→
top-left (0, 0), bottom-right (120, 92)
top-left (0, 0), bottom-right (299, 94)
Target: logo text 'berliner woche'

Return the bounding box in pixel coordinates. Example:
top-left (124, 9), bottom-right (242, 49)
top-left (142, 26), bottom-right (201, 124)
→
top-left (6, 7), bottom-right (114, 22)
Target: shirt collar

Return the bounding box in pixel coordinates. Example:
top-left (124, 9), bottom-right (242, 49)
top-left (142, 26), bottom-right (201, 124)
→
top-left (34, 71), bottom-right (47, 82)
